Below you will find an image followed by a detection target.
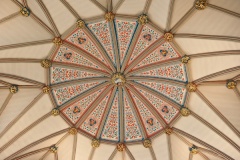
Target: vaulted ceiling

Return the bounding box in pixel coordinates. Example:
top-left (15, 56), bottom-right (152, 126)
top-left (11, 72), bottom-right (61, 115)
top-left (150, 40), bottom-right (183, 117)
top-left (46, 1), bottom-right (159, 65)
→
top-left (0, 0), bottom-right (240, 160)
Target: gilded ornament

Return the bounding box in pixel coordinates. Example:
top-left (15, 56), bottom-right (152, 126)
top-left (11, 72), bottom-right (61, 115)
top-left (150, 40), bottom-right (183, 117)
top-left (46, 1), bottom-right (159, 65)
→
top-left (68, 127), bottom-right (78, 135)
top-left (187, 83), bottom-right (197, 92)
top-left (49, 145), bottom-right (58, 153)
top-left (180, 107), bottom-right (191, 117)
top-left (105, 12), bottom-right (115, 21)
top-left (51, 108), bottom-right (59, 116)
top-left (164, 32), bottom-right (174, 42)
top-left (9, 85), bottom-right (18, 94)
top-left (41, 59), bottom-right (52, 68)
top-left (226, 80), bottom-right (237, 89)
top-left (181, 55), bottom-right (191, 64)
top-left (76, 19), bottom-right (85, 28)
top-left (42, 86), bottom-right (51, 94)
top-left (20, 7), bottom-right (31, 17)
top-left (138, 14), bottom-right (148, 25)
top-left (111, 73), bottom-right (126, 86)
top-left (189, 145), bottom-right (198, 154)
top-left (195, 0), bottom-right (208, 10)
top-left (165, 128), bottom-right (173, 135)
top-left (52, 37), bottom-right (63, 45)
top-left (91, 139), bottom-right (100, 148)
top-left (117, 143), bottom-right (126, 152)
top-left (143, 139), bottom-right (152, 148)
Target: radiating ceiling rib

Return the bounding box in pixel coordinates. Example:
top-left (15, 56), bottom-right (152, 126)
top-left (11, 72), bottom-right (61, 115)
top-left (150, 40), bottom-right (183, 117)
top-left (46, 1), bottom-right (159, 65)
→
top-left (96, 86), bottom-right (117, 138)
top-left (107, 0), bottom-right (112, 12)
top-left (5, 128), bottom-right (69, 160)
top-left (166, 134), bottom-right (173, 160)
top-left (120, 25), bottom-right (143, 73)
top-left (0, 11), bottom-right (19, 24)
top-left (0, 58), bottom-right (42, 63)
top-left (208, 3), bottom-right (240, 19)
top-left (193, 66), bottom-right (240, 84)
top-left (118, 86), bottom-right (124, 142)
top-left (0, 93), bottom-right (13, 116)
top-left (195, 89), bottom-right (240, 137)
top-left (108, 148), bottom-right (118, 160)
top-left (190, 111), bottom-right (240, 151)
top-left (0, 112), bottom-right (51, 153)
top-left (189, 50), bottom-right (240, 59)
top-left (173, 127), bottom-right (234, 160)
top-left (10, 147), bottom-right (49, 160)
top-left (90, 0), bottom-right (107, 12)
top-left (170, 6), bottom-right (195, 33)
top-left (59, 0), bottom-right (80, 19)
top-left (36, 0), bottom-right (60, 37)
top-left (0, 92), bottom-right (43, 139)
top-left (143, 0), bottom-right (152, 14)
top-left (63, 42), bottom-right (113, 74)
top-left (54, 152), bottom-right (58, 160)
top-left (174, 33), bottom-right (240, 43)
top-left (123, 86), bottom-right (147, 138)
top-left (125, 147), bottom-right (135, 160)
top-left (112, 0), bottom-right (125, 13)
top-left (198, 152), bottom-right (210, 160)
top-left (149, 147), bottom-right (157, 160)
top-left (71, 134), bottom-right (77, 160)
top-left (125, 83), bottom-right (167, 127)
top-left (233, 87), bottom-right (240, 99)
top-left (0, 79), bottom-right (11, 86)
top-left (166, 0), bottom-right (175, 32)
top-left (198, 147), bottom-right (226, 160)
top-left (11, 0), bottom-right (23, 8)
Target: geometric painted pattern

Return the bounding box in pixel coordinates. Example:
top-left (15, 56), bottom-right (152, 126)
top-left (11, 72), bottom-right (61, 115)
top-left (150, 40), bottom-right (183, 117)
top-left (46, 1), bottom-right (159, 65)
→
top-left (101, 91), bottom-right (120, 141)
top-left (133, 62), bottom-right (188, 82)
top-left (115, 19), bottom-right (137, 65)
top-left (133, 42), bottom-right (181, 70)
top-left (88, 20), bottom-right (115, 65)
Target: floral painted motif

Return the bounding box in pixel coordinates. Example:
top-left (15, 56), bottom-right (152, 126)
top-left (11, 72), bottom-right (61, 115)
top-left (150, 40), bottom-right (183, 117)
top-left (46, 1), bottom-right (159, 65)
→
top-left (53, 46), bottom-right (102, 70)
top-left (61, 87), bottom-right (106, 124)
top-left (80, 91), bottom-right (112, 136)
top-left (134, 63), bottom-right (187, 82)
top-left (88, 21), bottom-right (115, 64)
top-left (66, 29), bottom-right (108, 65)
top-left (101, 92), bottom-right (119, 141)
top-left (128, 25), bottom-right (161, 65)
top-left (115, 19), bottom-right (137, 64)
top-left (52, 81), bottom-right (103, 105)
top-left (135, 87), bottom-right (179, 123)
top-left (129, 91), bottom-right (162, 136)
top-left (123, 92), bottom-right (143, 142)
top-left (50, 67), bottom-right (101, 84)
top-left (133, 42), bottom-right (180, 69)
top-left (137, 81), bottom-right (187, 105)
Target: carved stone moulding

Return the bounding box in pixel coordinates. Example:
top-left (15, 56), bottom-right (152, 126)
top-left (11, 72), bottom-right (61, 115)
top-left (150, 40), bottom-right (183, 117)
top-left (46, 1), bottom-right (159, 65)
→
top-left (181, 55), bottom-right (191, 64)
top-left (195, 0), bottom-right (208, 10)
top-left (91, 139), bottom-right (100, 148)
top-left (20, 7), bottom-right (31, 17)
top-left (49, 145), bottom-right (58, 153)
top-left (51, 108), bottom-right (60, 116)
top-left (68, 127), bottom-right (78, 135)
top-left (105, 12), bottom-right (115, 21)
top-left (180, 107), bottom-right (191, 117)
top-left (187, 82), bottom-right (197, 92)
top-left (143, 139), bottom-right (152, 148)
top-left (76, 19), bottom-right (85, 29)
top-left (42, 86), bottom-right (51, 94)
top-left (52, 37), bottom-right (63, 46)
top-left (111, 73), bottom-right (126, 86)
top-left (189, 145), bottom-right (198, 154)
top-left (117, 143), bottom-right (126, 152)
top-left (164, 32), bottom-right (174, 42)
top-left (165, 127), bottom-right (173, 135)
top-left (226, 80), bottom-right (237, 89)
top-left (9, 85), bottom-right (18, 94)
top-left (41, 59), bottom-right (52, 68)
top-left (138, 14), bottom-right (148, 25)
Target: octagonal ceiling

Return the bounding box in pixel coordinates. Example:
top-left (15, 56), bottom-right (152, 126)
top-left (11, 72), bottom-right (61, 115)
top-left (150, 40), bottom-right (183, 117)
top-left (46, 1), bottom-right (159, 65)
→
top-left (0, 0), bottom-right (240, 160)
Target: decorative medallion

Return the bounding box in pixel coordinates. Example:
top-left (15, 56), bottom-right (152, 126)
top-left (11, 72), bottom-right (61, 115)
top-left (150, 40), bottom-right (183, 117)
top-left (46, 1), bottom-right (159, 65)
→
top-left (52, 37), bottom-right (63, 46)
top-left (164, 32), bottom-right (174, 42)
top-left (189, 145), bottom-right (198, 154)
top-left (68, 127), bottom-right (78, 135)
top-left (50, 18), bottom-right (188, 144)
top-left (51, 108), bottom-right (60, 116)
top-left (181, 55), bottom-right (191, 64)
top-left (187, 83), bottom-right (197, 92)
top-left (9, 85), bottom-right (18, 94)
top-left (195, 0), bottom-right (208, 10)
top-left (20, 7), bottom-right (30, 17)
top-left (42, 86), bottom-right (51, 94)
top-left (41, 59), bottom-right (52, 68)
top-left (165, 127), bottom-right (173, 135)
top-left (49, 145), bottom-right (58, 153)
top-left (180, 107), bottom-right (191, 117)
top-left (76, 19), bottom-right (85, 28)
top-left (138, 14), bottom-right (148, 25)
top-left (105, 12), bottom-right (115, 21)
top-left (226, 80), bottom-right (237, 89)
top-left (91, 139), bottom-right (100, 148)
top-left (143, 139), bottom-right (152, 148)
top-left (117, 143), bottom-right (126, 152)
